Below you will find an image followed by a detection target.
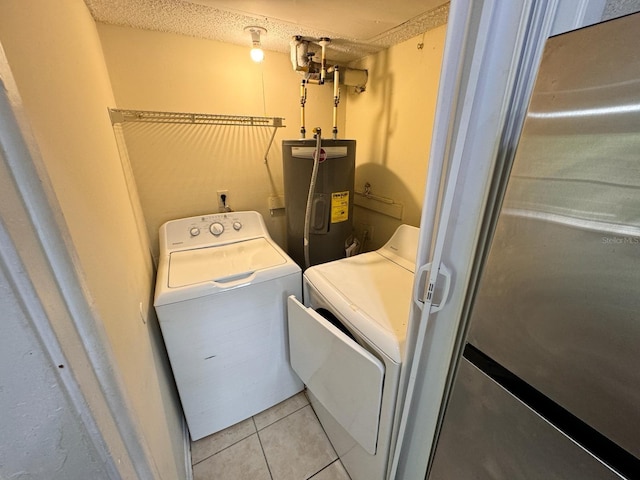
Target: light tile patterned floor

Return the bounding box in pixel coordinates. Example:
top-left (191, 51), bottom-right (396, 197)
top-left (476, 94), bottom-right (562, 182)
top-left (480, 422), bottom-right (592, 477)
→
top-left (191, 392), bottom-right (351, 480)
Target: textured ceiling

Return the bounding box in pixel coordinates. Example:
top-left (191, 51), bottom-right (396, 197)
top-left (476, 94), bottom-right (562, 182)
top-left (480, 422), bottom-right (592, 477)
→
top-left (84, 0), bottom-right (449, 64)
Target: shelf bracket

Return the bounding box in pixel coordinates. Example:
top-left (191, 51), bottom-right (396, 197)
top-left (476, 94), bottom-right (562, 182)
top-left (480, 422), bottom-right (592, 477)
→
top-left (264, 127), bottom-right (278, 164)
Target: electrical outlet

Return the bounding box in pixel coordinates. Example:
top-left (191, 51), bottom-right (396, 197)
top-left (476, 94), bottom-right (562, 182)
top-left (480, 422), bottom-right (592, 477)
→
top-left (217, 190), bottom-right (229, 212)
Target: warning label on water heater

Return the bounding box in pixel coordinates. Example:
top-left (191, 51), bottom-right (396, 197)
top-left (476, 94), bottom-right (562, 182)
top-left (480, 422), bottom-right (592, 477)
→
top-left (331, 191), bottom-right (350, 223)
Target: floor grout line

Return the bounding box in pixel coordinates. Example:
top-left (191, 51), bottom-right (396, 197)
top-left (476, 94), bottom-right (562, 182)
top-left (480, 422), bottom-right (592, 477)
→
top-left (191, 424), bottom-right (257, 466)
top-left (254, 416), bottom-right (274, 480)
top-left (191, 393), bottom-right (326, 477)
top-left (305, 458), bottom-right (337, 480)
top-left (191, 394), bottom-right (308, 467)
top-left (256, 400), bottom-right (311, 432)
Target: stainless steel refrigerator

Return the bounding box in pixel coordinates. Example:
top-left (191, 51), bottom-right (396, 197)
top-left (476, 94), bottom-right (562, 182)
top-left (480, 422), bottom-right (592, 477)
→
top-left (429, 12), bottom-right (640, 480)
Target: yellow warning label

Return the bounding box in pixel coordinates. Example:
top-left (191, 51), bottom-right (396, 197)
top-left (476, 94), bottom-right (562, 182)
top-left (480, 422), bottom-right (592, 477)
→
top-left (331, 191), bottom-right (349, 223)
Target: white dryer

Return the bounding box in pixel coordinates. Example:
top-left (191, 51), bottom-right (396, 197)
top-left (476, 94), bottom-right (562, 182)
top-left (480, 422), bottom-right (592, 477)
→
top-left (288, 224), bottom-right (419, 480)
top-left (154, 211), bottom-right (303, 441)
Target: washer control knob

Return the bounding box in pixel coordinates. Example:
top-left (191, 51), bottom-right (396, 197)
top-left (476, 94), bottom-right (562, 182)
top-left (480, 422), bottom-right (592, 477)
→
top-left (189, 227), bottom-right (201, 237)
top-left (209, 222), bottom-right (225, 236)
top-left (233, 221), bottom-right (243, 231)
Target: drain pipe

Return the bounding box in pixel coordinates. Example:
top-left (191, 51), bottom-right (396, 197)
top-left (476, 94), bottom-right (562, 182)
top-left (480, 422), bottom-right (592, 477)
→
top-left (332, 66), bottom-right (340, 139)
top-left (300, 79), bottom-right (307, 138)
top-left (303, 127), bottom-right (322, 269)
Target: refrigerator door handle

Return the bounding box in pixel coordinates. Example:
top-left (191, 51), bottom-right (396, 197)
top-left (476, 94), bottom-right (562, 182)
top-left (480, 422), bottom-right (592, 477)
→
top-left (413, 262), bottom-right (452, 313)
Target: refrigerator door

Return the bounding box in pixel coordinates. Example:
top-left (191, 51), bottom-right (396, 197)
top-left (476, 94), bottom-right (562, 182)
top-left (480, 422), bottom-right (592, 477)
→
top-left (467, 12), bottom-right (640, 460)
top-left (430, 359), bottom-right (623, 480)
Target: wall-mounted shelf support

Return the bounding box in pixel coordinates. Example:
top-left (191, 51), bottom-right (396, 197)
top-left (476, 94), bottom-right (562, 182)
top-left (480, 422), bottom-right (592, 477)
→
top-left (108, 108), bottom-right (286, 163)
top-left (264, 127), bottom-right (278, 164)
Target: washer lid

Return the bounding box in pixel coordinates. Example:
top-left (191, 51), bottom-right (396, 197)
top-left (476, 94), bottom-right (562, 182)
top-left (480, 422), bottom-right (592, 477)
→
top-left (168, 237), bottom-right (286, 288)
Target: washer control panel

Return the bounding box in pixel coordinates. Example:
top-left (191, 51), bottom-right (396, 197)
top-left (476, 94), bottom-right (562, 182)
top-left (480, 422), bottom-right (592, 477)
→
top-left (162, 211), bottom-right (267, 250)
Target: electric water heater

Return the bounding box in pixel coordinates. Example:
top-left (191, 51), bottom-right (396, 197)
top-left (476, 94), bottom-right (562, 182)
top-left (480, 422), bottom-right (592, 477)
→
top-left (282, 139), bottom-right (356, 268)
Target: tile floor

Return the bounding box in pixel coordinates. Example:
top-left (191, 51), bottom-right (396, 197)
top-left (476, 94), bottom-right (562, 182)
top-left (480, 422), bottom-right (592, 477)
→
top-left (190, 391), bottom-right (351, 480)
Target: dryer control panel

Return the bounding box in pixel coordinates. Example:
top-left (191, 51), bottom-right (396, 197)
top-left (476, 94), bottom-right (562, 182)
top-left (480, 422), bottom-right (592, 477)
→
top-left (160, 211), bottom-right (270, 251)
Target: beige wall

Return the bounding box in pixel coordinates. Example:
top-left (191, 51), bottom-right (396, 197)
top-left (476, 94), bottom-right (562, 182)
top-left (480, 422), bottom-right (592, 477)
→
top-left (98, 24), bottom-right (342, 254)
top-left (0, 1), bottom-right (186, 478)
top-left (346, 25), bottom-right (447, 250)
top-left (98, 23), bottom-right (446, 255)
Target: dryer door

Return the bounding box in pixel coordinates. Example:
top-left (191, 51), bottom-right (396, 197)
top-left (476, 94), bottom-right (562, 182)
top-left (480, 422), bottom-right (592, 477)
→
top-left (287, 296), bottom-right (384, 455)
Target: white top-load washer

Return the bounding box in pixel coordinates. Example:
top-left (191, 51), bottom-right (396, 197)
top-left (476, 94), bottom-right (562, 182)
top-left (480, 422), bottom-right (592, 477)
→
top-left (154, 211), bottom-right (303, 441)
top-left (287, 224), bottom-right (419, 480)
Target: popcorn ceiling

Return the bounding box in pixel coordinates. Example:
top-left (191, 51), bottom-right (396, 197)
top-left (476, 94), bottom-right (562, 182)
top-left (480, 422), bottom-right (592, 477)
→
top-left (601, 0), bottom-right (640, 20)
top-left (84, 0), bottom-right (449, 64)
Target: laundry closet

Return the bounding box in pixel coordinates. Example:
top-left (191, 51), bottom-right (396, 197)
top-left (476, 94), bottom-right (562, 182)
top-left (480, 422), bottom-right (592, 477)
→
top-left (102, 18), bottom-right (446, 480)
top-left (4, 1), bottom-right (631, 479)
top-left (0, 1), bottom-right (446, 478)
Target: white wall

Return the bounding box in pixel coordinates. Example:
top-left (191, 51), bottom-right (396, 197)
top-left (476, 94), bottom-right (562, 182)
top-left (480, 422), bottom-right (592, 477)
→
top-left (98, 24), bottom-right (342, 255)
top-left (0, 215), bottom-right (111, 479)
top-left (0, 282), bottom-right (107, 479)
top-left (345, 25), bottom-right (447, 250)
top-left (0, 1), bottom-right (186, 478)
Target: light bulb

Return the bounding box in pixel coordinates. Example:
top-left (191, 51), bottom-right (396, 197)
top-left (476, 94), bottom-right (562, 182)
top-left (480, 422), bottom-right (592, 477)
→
top-left (250, 47), bottom-right (264, 63)
top-left (245, 26), bottom-right (267, 63)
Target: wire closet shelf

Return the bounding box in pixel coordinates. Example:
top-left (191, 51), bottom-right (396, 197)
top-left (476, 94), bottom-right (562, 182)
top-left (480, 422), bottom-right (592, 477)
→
top-left (108, 108), bottom-right (285, 162)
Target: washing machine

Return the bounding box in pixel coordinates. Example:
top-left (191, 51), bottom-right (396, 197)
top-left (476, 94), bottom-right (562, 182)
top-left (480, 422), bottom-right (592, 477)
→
top-left (287, 224), bottom-right (419, 480)
top-left (154, 211), bottom-right (303, 441)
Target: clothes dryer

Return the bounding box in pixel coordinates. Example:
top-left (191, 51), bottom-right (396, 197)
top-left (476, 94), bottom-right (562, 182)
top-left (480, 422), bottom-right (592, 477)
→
top-left (288, 224), bottom-right (419, 480)
top-left (154, 211), bottom-right (303, 441)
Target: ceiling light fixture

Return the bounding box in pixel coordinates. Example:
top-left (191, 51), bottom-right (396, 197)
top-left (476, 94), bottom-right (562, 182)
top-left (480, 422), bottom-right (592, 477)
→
top-left (244, 26), bottom-right (267, 63)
